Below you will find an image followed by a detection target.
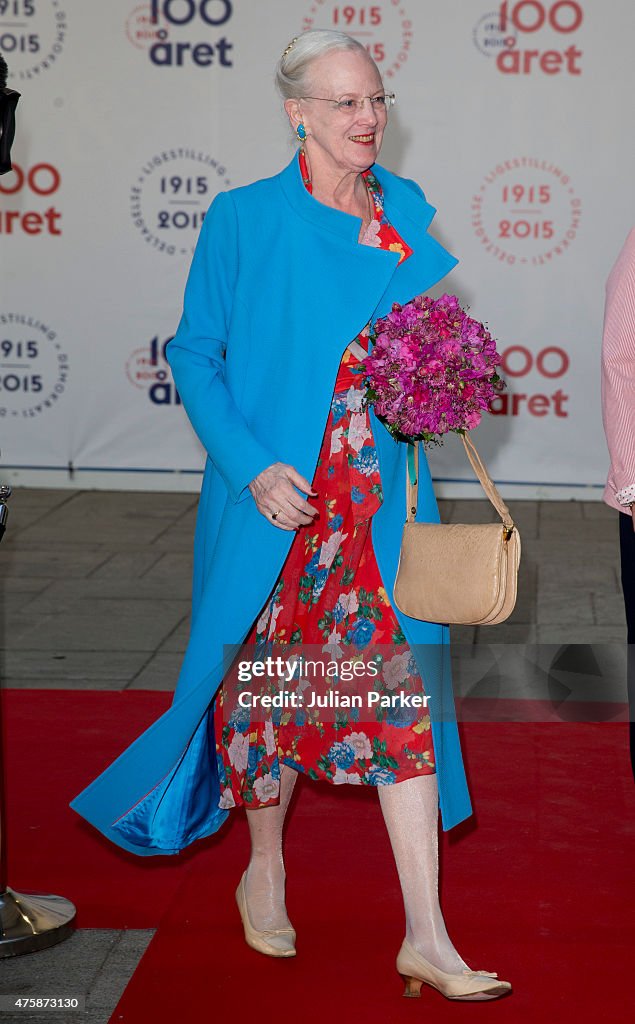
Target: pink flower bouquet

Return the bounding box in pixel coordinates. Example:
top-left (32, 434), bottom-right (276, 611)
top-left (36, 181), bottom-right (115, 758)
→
top-left (361, 293), bottom-right (505, 446)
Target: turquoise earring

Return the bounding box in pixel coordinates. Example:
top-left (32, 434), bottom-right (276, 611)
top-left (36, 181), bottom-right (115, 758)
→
top-left (296, 123), bottom-right (307, 142)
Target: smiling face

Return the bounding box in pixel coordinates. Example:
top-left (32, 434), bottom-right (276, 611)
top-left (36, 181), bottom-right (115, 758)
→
top-left (287, 47), bottom-right (387, 176)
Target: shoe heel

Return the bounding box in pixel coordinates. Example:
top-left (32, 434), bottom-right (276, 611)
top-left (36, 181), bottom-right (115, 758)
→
top-left (400, 973), bottom-right (423, 998)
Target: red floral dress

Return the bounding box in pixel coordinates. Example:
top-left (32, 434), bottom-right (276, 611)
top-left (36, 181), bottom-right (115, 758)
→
top-left (212, 153), bottom-right (435, 809)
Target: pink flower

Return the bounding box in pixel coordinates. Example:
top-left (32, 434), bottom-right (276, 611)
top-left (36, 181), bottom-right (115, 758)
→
top-left (361, 293), bottom-right (505, 446)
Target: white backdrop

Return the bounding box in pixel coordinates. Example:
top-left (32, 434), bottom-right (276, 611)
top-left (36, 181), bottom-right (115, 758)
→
top-left (1, 0), bottom-right (634, 497)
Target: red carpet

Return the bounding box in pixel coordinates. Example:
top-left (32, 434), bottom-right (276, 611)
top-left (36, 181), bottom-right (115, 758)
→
top-left (2, 689), bottom-right (182, 928)
top-left (2, 690), bottom-right (634, 1022)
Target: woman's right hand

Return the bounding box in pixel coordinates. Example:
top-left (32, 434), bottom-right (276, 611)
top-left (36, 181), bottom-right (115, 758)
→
top-left (249, 462), bottom-right (319, 531)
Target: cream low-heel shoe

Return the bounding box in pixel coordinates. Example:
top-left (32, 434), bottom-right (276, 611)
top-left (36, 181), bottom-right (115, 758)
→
top-left (396, 938), bottom-right (512, 1000)
top-left (235, 871), bottom-right (297, 958)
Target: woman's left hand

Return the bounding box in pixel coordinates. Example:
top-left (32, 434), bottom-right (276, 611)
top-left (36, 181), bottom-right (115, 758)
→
top-left (249, 462), bottom-right (319, 530)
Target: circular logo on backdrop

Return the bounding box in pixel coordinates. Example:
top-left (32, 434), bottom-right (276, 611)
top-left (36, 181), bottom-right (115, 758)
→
top-left (130, 149), bottom-right (231, 257)
top-left (126, 346), bottom-right (165, 389)
top-left (473, 11), bottom-right (517, 56)
top-left (301, 1), bottom-right (413, 78)
top-left (471, 157), bottom-right (582, 266)
top-left (0, 313), bottom-right (69, 419)
top-left (125, 3), bottom-right (169, 49)
top-left (0, 1), bottom-right (67, 82)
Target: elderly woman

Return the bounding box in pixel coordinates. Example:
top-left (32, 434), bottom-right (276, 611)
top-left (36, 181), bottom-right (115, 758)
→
top-left (70, 30), bottom-right (511, 1002)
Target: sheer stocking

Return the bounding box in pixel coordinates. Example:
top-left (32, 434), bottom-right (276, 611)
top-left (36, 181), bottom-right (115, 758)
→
top-left (378, 772), bottom-right (472, 975)
top-left (243, 762), bottom-right (298, 932)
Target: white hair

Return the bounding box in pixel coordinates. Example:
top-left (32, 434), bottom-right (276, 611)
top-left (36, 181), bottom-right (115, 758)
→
top-left (275, 29), bottom-right (373, 101)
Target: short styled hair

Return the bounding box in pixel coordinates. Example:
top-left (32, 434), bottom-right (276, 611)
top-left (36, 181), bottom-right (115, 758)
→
top-left (275, 29), bottom-right (372, 101)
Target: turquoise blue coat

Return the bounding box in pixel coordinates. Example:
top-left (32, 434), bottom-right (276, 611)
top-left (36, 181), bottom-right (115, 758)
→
top-left (69, 153), bottom-right (473, 855)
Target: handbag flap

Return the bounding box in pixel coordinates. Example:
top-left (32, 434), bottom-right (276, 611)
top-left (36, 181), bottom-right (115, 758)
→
top-left (394, 522), bottom-right (513, 624)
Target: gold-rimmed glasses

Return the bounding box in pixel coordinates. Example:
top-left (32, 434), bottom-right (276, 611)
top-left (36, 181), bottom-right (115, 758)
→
top-left (300, 93), bottom-right (396, 114)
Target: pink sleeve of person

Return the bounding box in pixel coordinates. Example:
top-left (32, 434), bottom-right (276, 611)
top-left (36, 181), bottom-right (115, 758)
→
top-left (601, 227), bottom-right (635, 515)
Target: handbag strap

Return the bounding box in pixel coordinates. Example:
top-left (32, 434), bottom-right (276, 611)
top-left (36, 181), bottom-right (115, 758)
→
top-left (406, 434), bottom-right (515, 531)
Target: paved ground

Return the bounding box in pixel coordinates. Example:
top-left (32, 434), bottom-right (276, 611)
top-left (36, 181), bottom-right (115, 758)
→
top-left (0, 486), bottom-right (629, 1021)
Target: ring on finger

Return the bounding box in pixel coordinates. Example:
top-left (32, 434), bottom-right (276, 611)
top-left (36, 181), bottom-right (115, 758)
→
top-left (271, 508), bottom-right (283, 521)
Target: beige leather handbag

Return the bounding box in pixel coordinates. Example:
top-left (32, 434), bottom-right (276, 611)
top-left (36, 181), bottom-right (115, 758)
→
top-left (393, 435), bottom-right (521, 625)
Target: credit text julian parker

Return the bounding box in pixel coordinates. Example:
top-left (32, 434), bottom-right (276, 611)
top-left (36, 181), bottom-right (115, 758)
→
top-left (236, 691), bottom-right (430, 709)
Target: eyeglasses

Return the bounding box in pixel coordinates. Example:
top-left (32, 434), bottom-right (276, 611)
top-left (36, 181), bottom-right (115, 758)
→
top-left (300, 93), bottom-right (396, 114)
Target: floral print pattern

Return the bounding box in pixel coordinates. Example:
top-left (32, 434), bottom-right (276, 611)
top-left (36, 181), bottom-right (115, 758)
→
top-left (212, 156), bottom-right (434, 809)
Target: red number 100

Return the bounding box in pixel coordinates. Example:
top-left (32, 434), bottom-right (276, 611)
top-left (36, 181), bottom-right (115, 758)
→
top-left (499, 1), bottom-right (583, 33)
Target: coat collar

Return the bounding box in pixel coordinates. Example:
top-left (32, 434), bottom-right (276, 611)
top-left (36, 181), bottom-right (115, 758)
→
top-left (277, 150), bottom-right (438, 247)
top-left (275, 150), bottom-right (458, 323)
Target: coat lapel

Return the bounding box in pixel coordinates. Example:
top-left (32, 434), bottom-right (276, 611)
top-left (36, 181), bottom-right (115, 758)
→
top-left (276, 153), bottom-right (458, 359)
top-left (371, 162), bottom-right (459, 318)
top-left (276, 153), bottom-right (401, 361)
